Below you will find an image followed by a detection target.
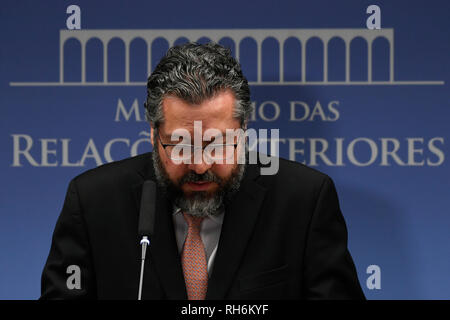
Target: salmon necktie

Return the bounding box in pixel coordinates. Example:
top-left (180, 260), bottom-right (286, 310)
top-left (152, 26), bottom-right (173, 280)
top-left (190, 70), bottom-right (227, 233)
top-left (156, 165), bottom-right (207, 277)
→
top-left (181, 213), bottom-right (208, 300)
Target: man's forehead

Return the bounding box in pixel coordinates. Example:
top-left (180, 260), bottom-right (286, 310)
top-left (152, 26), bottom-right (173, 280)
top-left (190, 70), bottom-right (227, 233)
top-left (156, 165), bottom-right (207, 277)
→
top-left (160, 90), bottom-right (239, 132)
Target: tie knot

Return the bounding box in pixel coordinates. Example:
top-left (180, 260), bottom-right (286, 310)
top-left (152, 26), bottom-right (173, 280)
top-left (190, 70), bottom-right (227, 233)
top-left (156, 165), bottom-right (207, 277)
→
top-left (182, 213), bottom-right (204, 229)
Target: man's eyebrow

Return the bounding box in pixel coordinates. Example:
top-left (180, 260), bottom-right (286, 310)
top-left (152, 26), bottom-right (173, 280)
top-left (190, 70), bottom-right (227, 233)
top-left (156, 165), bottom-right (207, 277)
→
top-left (161, 133), bottom-right (175, 139)
top-left (162, 130), bottom-right (237, 142)
top-left (163, 131), bottom-right (227, 137)
top-left (162, 134), bottom-right (184, 142)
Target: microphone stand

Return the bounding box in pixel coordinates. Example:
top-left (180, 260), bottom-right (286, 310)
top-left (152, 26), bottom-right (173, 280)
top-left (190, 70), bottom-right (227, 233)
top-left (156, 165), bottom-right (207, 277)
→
top-left (138, 236), bottom-right (150, 300)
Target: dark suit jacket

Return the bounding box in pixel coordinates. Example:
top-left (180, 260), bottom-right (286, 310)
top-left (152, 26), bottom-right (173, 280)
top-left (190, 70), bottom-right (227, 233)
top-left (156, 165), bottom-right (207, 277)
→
top-left (40, 152), bottom-right (365, 300)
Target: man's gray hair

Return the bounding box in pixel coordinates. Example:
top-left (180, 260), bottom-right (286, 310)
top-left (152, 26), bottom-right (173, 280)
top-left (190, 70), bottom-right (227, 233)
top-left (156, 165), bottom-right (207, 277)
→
top-left (144, 42), bottom-right (252, 128)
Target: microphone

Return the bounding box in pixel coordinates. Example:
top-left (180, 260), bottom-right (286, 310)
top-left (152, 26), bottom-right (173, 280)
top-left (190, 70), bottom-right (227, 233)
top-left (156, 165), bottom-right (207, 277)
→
top-left (137, 180), bottom-right (156, 300)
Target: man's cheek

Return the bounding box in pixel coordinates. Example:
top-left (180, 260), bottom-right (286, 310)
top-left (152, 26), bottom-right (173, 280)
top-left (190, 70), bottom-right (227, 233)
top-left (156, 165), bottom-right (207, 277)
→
top-left (167, 166), bottom-right (187, 185)
top-left (213, 164), bottom-right (236, 180)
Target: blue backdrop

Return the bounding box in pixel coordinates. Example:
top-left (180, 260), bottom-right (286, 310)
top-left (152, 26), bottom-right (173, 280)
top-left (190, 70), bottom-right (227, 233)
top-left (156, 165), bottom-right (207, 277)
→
top-left (1, 0), bottom-right (449, 299)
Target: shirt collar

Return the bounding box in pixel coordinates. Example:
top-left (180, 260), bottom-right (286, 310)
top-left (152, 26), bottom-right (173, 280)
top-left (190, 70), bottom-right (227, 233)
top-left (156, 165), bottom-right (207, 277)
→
top-left (172, 205), bottom-right (224, 224)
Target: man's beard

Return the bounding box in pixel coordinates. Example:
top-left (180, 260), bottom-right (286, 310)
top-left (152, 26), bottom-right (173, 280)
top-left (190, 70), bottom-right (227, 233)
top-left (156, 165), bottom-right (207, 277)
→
top-left (152, 147), bottom-right (246, 217)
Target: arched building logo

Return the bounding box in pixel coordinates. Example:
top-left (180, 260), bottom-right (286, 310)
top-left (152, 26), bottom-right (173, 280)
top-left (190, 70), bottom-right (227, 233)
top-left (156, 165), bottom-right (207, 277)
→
top-left (9, 28), bottom-right (444, 86)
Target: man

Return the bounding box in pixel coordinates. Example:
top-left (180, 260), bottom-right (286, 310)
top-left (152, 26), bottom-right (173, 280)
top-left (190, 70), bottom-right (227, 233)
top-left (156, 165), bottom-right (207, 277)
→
top-left (41, 42), bottom-right (365, 299)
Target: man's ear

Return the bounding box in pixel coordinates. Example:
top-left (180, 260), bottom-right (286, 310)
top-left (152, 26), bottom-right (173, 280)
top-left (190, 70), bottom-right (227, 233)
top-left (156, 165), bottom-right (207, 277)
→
top-left (150, 125), bottom-right (154, 147)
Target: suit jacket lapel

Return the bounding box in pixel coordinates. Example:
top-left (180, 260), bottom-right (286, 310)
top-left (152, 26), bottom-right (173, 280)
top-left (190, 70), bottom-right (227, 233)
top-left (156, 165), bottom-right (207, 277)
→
top-left (206, 162), bottom-right (267, 299)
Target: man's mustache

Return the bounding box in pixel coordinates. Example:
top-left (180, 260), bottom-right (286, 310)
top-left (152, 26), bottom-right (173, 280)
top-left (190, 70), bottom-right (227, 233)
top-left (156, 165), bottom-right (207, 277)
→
top-left (178, 170), bottom-right (223, 186)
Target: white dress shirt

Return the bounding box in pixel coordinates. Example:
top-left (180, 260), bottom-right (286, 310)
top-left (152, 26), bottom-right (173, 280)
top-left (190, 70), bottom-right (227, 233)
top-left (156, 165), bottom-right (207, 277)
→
top-left (172, 207), bottom-right (224, 278)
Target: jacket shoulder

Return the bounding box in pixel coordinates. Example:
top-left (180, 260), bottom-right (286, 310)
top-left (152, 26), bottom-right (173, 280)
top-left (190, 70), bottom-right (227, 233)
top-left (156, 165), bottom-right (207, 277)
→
top-left (259, 155), bottom-right (330, 184)
top-left (71, 152), bottom-right (152, 191)
top-left (255, 155), bottom-right (332, 199)
top-left (279, 157), bottom-right (329, 183)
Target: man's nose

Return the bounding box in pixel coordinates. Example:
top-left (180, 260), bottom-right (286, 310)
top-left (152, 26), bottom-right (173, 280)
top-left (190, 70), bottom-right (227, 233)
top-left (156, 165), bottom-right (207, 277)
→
top-left (187, 153), bottom-right (212, 175)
